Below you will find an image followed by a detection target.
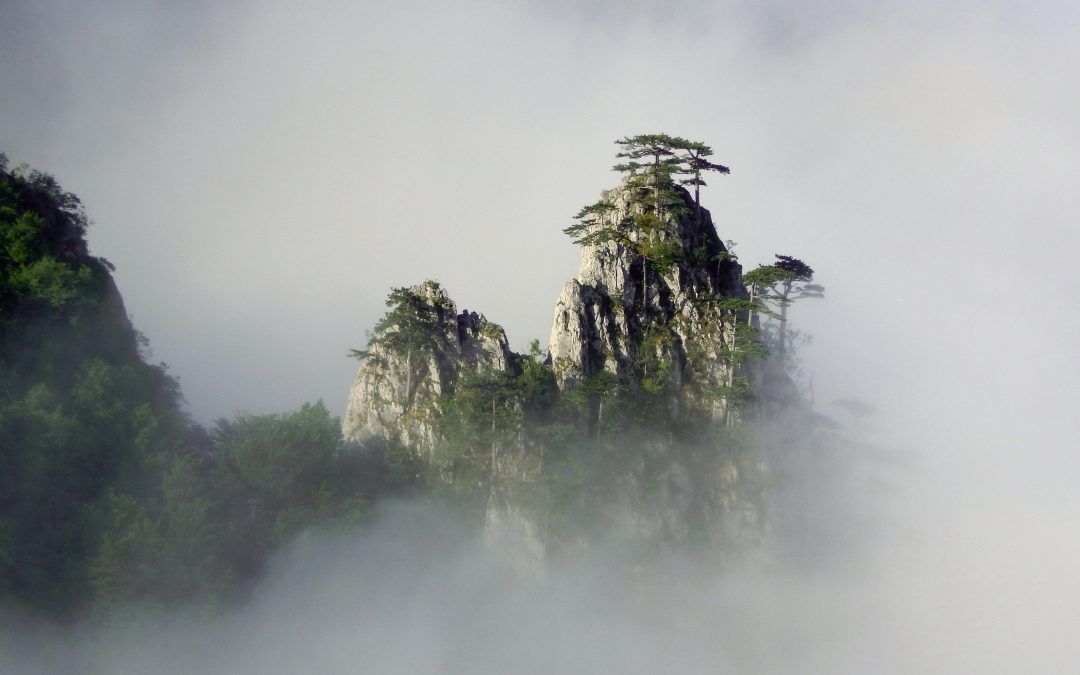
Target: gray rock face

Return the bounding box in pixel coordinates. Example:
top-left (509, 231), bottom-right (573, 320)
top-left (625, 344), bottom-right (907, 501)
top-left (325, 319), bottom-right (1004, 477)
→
top-left (539, 182), bottom-right (769, 557)
top-left (548, 183), bottom-right (747, 416)
top-left (342, 182), bottom-right (768, 563)
top-left (342, 280), bottom-right (513, 451)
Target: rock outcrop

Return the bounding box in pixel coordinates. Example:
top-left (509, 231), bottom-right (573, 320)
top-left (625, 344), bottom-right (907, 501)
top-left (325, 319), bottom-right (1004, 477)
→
top-left (549, 182), bottom-right (748, 420)
top-left (537, 181), bottom-right (767, 555)
top-left (342, 280), bottom-right (514, 452)
top-left (342, 181), bottom-right (769, 564)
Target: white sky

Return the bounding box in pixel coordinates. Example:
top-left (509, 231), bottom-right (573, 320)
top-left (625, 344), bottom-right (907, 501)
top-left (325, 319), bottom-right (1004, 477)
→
top-left (2, 0), bottom-right (1077, 434)
top-left (4, 2), bottom-right (1080, 669)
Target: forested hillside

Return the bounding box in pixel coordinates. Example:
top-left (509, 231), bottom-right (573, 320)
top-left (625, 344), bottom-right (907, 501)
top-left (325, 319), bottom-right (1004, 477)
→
top-left (0, 157), bottom-right (374, 618)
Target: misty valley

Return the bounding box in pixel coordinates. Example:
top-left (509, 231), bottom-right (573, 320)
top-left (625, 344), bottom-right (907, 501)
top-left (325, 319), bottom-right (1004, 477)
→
top-left (1, 137), bottom-right (882, 673)
top-left (5, 0), bottom-right (1079, 669)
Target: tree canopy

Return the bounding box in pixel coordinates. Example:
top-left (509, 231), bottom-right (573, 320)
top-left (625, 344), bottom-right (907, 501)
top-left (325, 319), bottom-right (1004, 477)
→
top-left (563, 134), bottom-right (731, 310)
top-left (743, 254), bottom-right (825, 363)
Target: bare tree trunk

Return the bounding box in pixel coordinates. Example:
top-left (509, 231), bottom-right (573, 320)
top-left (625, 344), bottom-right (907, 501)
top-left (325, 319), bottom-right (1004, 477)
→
top-left (642, 256), bottom-right (647, 311)
top-left (652, 151), bottom-right (661, 215)
top-left (694, 172), bottom-right (701, 220)
top-left (777, 283), bottom-right (791, 367)
top-left (726, 335), bottom-right (738, 428)
top-left (778, 303), bottom-right (787, 366)
top-left (747, 287), bottom-right (756, 330)
top-left (405, 346), bottom-right (413, 407)
top-left (491, 396), bottom-right (497, 483)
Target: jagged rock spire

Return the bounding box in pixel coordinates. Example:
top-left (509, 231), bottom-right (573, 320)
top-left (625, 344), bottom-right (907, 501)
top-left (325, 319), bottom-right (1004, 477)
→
top-left (549, 181), bottom-right (747, 418)
top-left (342, 280), bottom-right (513, 449)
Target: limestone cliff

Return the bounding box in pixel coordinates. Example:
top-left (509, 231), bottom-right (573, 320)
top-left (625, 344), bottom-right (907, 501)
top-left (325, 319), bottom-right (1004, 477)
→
top-left (342, 179), bottom-right (769, 564)
top-left (531, 181), bottom-right (766, 558)
top-left (549, 181), bottom-right (748, 421)
top-left (342, 280), bottom-right (514, 453)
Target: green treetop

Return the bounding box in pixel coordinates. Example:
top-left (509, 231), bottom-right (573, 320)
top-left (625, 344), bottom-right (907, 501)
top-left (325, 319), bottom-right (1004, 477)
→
top-left (613, 133), bottom-right (685, 218)
top-left (564, 134), bottom-right (732, 310)
top-left (667, 136), bottom-right (730, 214)
top-left (352, 283), bottom-right (449, 406)
top-left (743, 255), bottom-right (824, 364)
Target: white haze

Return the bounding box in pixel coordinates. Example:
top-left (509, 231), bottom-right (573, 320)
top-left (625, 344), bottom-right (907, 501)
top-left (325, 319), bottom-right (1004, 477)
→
top-left (2, 470), bottom-right (1079, 674)
top-left (2, 0), bottom-right (1079, 672)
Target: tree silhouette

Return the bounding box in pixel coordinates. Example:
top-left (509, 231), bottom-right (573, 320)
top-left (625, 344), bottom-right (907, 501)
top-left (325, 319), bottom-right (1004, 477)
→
top-left (565, 134), bottom-right (733, 311)
top-left (743, 255), bottom-right (824, 364)
top-left (668, 136), bottom-right (730, 216)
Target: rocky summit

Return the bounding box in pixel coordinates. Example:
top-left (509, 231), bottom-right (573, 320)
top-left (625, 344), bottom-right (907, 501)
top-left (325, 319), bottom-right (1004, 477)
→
top-left (342, 280), bottom-right (515, 452)
top-left (345, 181), bottom-right (749, 446)
top-left (342, 169), bottom-right (770, 564)
top-left (548, 181), bottom-right (748, 415)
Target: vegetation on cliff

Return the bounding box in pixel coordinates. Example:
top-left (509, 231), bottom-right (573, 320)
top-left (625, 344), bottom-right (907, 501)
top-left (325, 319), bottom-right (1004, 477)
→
top-left (0, 158), bottom-right (374, 618)
top-left (347, 134), bottom-right (823, 559)
top-left (0, 133), bottom-right (823, 620)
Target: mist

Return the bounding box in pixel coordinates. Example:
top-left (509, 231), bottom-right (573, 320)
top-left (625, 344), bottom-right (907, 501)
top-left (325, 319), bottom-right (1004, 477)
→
top-left (3, 426), bottom-right (1078, 675)
top-left (3, 0), bottom-right (1079, 671)
top-left (2, 0), bottom-right (1074, 422)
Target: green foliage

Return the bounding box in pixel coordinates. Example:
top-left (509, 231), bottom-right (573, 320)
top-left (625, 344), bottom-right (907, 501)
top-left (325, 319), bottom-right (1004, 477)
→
top-left (88, 401), bottom-right (372, 612)
top-left (372, 286), bottom-right (443, 351)
top-left (744, 254), bottom-right (824, 364)
top-left (565, 133), bottom-right (731, 309)
top-left (563, 199), bottom-right (619, 246)
top-left (435, 369), bottom-right (522, 509)
top-left (214, 401), bottom-right (369, 543)
top-left (0, 160), bottom-right (200, 616)
top-left (669, 136), bottom-right (730, 209)
top-left (9, 256), bottom-right (95, 310)
top-left (743, 254), bottom-right (824, 310)
top-left (88, 493), bottom-right (168, 609)
top-left (0, 196), bottom-right (92, 318)
top-left (518, 339), bottom-right (558, 415)
top-left (634, 212), bottom-right (684, 275)
top-left (636, 324), bottom-right (675, 395)
top-left (613, 134), bottom-right (689, 221)
top-left (2, 211), bottom-right (43, 265)
top-left (0, 145), bottom-right (813, 617)
top-left (614, 133), bottom-right (730, 214)
top-left (0, 160), bottom-right (383, 618)
top-left (359, 283), bottom-right (450, 405)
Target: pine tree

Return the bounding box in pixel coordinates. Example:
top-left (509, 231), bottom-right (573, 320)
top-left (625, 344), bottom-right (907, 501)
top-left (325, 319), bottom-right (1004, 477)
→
top-left (358, 283), bottom-right (448, 407)
top-left (667, 136), bottom-right (730, 216)
top-left (743, 255), bottom-right (824, 365)
top-left (565, 134), bottom-right (732, 311)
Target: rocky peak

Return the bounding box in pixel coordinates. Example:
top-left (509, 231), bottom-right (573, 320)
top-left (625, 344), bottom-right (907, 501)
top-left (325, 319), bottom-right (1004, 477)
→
top-left (342, 280), bottom-right (513, 449)
top-left (342, 166), bottom-right (767, 564)
top-left (549, 181), bottom-right (747, 419)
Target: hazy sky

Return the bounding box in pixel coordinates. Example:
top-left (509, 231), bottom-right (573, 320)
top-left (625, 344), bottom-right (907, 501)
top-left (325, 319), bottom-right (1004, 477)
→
top-left (2, 0), bottom-right (1077, 432)
top-left (3, 2), bottom-right (1080, 671)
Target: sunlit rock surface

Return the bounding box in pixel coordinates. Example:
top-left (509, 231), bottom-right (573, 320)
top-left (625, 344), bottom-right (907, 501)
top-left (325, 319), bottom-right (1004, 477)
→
top-left (342, 280), bottom-right (513, 451)
top-left (548, 182), bottom-right (747, 405)
top-left (543, 182), bottom-right (766, 555)
top-left (343, 184), bottom-right (768, 563)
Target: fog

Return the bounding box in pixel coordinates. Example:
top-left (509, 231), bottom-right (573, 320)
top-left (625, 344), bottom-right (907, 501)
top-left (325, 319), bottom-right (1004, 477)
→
top-left (2, 0), bottom-right (1079, 671)
top-left (3, 444), bottom-right (1079, 674)
top-left (3, 0), bottom-right (1074, 422)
